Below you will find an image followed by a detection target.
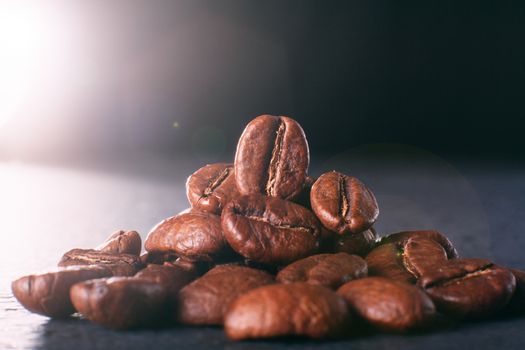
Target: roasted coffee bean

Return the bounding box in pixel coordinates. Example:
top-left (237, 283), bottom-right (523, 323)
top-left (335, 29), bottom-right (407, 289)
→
top-left (418, 259), bottom-right (516, 318)
top-left (58, 249), bottom-right (143, 275)
top-left (234, 115), bottom-right (309, 200)
top-left (276, 253), bottom-right (367, 289)
top-left (224, 282), bottom-right (350, 340)
top-left (403, 236), bottom-right (449, 276)
top-left (310, 171), bottom-right (379, 235)
top-left (177, 264), bottom-right (274, 325)
top-left (334, 227), bottom-right (378, 256)
top-left (366, 237), bottom-right (448, 283)
top-left (507, 268), bottom-right (525, 312)
top-left (293, 176), bottom-right (316, 209)
top-left (135, 262), bottom-right (198, 296)
top-left (380, 230), bottom-right (458, 259)
top-left (221, 194), bottom-right (321, 265)
top-left (95, 230), bottom-right (142, 256)
top-left (71, 277), bottom-right (168, 329)
top-left (11, 266), bottom-right (114, 318)
top-left (337, 277), bottom-right (436, 332)
top-left (144, 209), bottom-right (234, 262)
top-left (186, 163), bottom-right (240, 214)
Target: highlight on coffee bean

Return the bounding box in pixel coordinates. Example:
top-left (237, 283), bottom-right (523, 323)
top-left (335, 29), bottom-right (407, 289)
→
top-left (10, 115), bottom-right (525, 340)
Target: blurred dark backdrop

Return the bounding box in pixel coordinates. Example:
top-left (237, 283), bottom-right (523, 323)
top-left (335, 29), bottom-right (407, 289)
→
top-left (1, 0), bottom-right (524, 165)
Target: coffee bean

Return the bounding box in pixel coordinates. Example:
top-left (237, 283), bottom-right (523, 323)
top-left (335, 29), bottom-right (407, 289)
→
top-left (403, 236), bottom-right (449, 277)
top-left (380, 230), bottom-right (458, 259)
top-left (418, 259), bottom-right (516, 318)
top-left (310, 171), bottom-right (379, 235)
top-left (135, 262), bottom-right (198, 296)
top-left (95, 230), bottom-right (142, 256)
top-left (221, 194), bottom-right (320, 265)
top-left (224, 282), bottom-right (350, 340)
top-left (365, 237), bottom-right (448, 283)
top-left (144, 209), bottom-right (234, 262)
top-left (234, 115), bottom-right (309, 200)
top-left (177, 264), bottom-right (274, 325)
top-left (506, 268), bottom-right (525, 312)
top-left (58, 249), bottom-right (143, 275)
top-left (337, 277), bottom-right (436, 332)
top-left (334, 227), bottom-right (378, 256)
top-left (11, 266), bottom-right (114, 318)
top-left (71, 277), bottom-right (168, 329)
top-left (186, 163), bottom-right (239, 214)
top-left (276, 253), bottom-right (367, 289)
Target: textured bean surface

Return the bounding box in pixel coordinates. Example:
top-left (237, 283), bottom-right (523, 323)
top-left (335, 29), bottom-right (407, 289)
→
top-left (224, 282), bottom-right (350, 340)
top-left (144, 210), bottom-right (233, 261)
top-left (177, 264), bottom-right (274, 325)
top-left (310, 171), bottom-right (379, 234)
top-left (71, 277), bottom-right (168, 330)
top-left (58, 249), bottom-right (142, 273)
top-left (95, 230), bottom-right (142, 256)
top-left (334, 227), bottom-right (378, 256)
top-left (11, 266), bottom-right (114, 318)
top-left (419, 259), bottom-right (516, 318)
top-left (403, 236), bottom-right (448, 277)
top-left (276, 253), bottom-right (367, 289)
top-left (366, 236), bottom-right (448, 283)
top-left (221, 194), bottom-right (320, 264)
top-left (337, 277), bottom-right (436, 332)
top-left (365, 243), bottom-right (416, 283)
top-left (234, 115), bottom-right (309, 200)
top-left (135, 263), bottom-right (198, 295)
top-left (186, 163), bottom-right (239, 214)
top-left (381, 230), bottom-right (458, 259)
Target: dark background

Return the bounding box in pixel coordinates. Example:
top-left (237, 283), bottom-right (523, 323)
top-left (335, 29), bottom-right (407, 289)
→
top-left (1, 0), bottom-right (524, 165)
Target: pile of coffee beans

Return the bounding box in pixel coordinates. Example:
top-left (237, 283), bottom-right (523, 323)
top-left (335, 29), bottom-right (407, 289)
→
top-left (11, 115), bottom-right (525, 340)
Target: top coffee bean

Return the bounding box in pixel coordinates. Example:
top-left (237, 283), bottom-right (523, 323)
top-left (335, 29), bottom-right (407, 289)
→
top-left (234, 115), bottom-right (309, 200)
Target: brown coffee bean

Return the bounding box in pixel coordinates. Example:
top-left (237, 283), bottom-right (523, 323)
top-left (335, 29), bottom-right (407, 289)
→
top-left (144, 209), bottom-right (234, 262)
top-left (234, 115), bottom-right (309, 200)
top-left (95, 230), bottom-right (142, 256)
top-left (276, 253), bottom-right (367, 289)
top-left (186, 163), bottom-right (240, 214)
top-left (310, 171), bottom-right (379, 235)
top-left (507, 268), bottom-right (525, 312)
top-left (71, 277), bottom-right (168, 329)
top-left (366, 237), bottom-right (448, 283)
top-left (403, 236), bottom-right (449, 277)
top-left (11, 266), bottom-right (114, 318)
top-left (334, 227), bottom-right (378, 256)
top-left (366, 243), bottom-right (416, 283)
top-left (177, 264), bottom-right (274, 325)
top-left (135, 262), bottom-right (198, 296)
top-left (337, 277), bottom-right (436, 332)
top-left (58, 249), bottom-right (143, 275)
top-left (380, 230), bottom-right (458, 259)
top-left (224, 282), bottom-right (350, 340)
top-left (221, 194), bottom-right (320, 265)
top-left (418, 259), bottom-right (516, 318)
